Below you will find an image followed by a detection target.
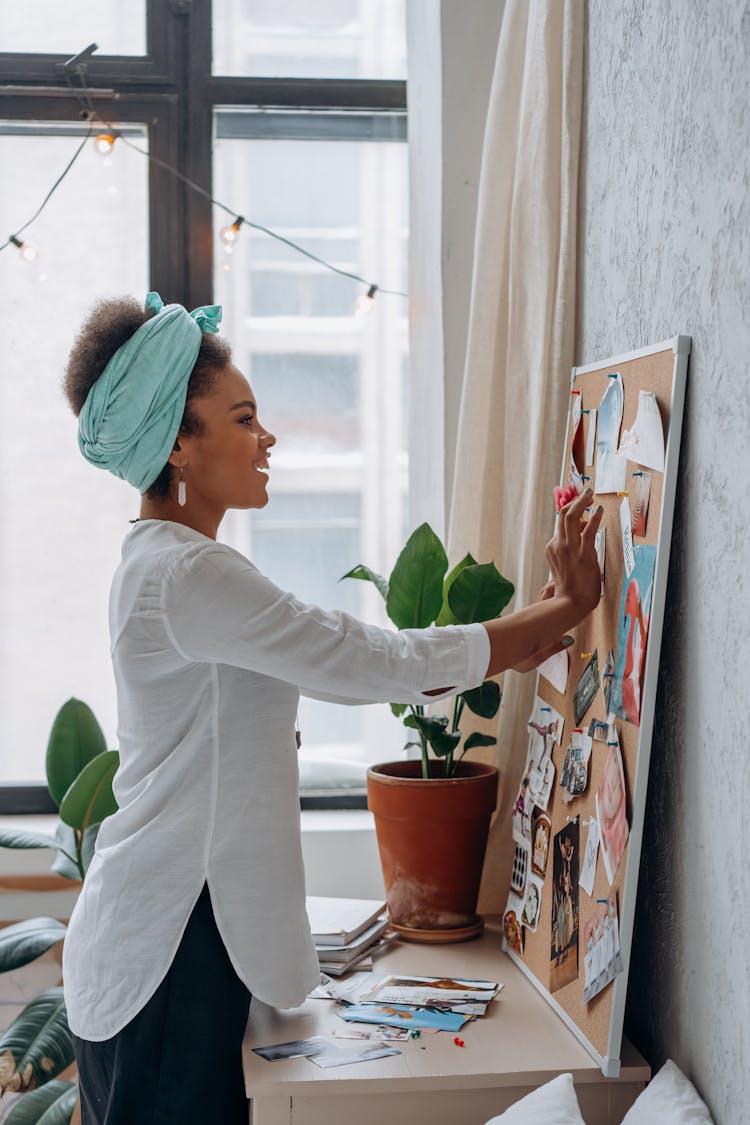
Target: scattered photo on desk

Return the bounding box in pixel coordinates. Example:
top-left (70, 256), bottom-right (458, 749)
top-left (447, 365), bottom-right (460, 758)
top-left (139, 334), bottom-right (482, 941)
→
top-left (549, 820), bottom-right (579, 993)
top-left (573, 650), bottom-right (600, 726)
top-left (332, 1024), bottom-right (411, 1042)
top-left (253, 1035), bottom-right (400, 1068)
top-left (582, 893), bottom-right (623, 1004)
top-left (611, 545), bottom-right (656, 726)
top-left (253, 1036), bottom-right (328, 1062)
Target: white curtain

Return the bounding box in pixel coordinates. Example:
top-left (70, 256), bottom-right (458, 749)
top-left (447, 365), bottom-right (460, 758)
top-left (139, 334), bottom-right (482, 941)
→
top-left (446, 0), bottom-right (584, 911)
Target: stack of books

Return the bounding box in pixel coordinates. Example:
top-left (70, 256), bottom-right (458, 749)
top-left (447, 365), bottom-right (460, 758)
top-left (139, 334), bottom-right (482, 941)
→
top-left (306, 896), bottom-right (390, 977)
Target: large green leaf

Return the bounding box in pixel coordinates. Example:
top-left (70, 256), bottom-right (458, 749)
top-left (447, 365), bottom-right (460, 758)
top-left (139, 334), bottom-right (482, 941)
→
top-left (463, 732), bottom-right (497, 751)
top-left (0, 919), bottom-right (67, 974)
top-left (4, 1079), bottom-right (78, 1123)
top-left (435, 553), bottom-right (477, 627)
top-left (59, 751), bottom-right (119, 832)
top-left (447, 563), bottom-right (515, 624)
top-left (406, 713), bottom-right (461, 759)
top-left (339, 564), bottom-right (389, 602)
top-left (386, 523), bottom-right (448, 629)
top-left (389, 702), bottom-right (407, 718)
top-left (0, 830), bottom-right (57, 852)
top-left (50, 824), bottom-right (99, 882)
top-left (462, 681), bottom-right (502, 719)
top-left (46, 699), bottom-right (107, 809)
top-left (0, 989), bottom-right (73, 1092)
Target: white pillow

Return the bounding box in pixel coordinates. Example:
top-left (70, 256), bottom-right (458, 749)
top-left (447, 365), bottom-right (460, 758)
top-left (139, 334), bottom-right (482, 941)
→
top-left (621, 1059), bottom-right (715, 1125)
top-left (485, 1072), bottom-right (585, 1124)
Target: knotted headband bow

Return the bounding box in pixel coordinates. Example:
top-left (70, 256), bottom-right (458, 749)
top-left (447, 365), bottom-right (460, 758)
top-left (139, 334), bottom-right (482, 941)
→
top-left (77, 291), bottom-right (222, 493)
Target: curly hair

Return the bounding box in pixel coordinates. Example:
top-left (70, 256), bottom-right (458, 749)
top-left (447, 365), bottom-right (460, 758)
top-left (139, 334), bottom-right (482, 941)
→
top-left (63, 296), bottom-right (232, 499)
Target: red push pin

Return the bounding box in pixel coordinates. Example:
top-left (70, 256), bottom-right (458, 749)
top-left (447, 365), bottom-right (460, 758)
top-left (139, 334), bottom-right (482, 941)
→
top-left (453, 1036), bottom-right (465, 1047)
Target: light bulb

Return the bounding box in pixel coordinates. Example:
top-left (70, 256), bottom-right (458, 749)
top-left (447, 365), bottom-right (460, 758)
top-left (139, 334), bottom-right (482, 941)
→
top-left (9, 235), bottom-right (37, 261)
top-left (94, 132), bottom-right (116, 156)
top-left (219, 217), bottom-right (244, 252)
top-left (355, 284), bottom-right (378, 317)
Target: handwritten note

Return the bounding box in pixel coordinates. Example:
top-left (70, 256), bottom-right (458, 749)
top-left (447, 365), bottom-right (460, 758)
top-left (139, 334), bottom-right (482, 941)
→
top-left (620, 496), bottom-right (635, 578)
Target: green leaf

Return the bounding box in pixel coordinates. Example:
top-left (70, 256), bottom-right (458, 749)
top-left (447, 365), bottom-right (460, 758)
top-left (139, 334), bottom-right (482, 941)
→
top-left (389, 702), bottom-right (407, 718)
top-left (435, 553), bottom-right (477, 626)
top-left (463, 732), bottom-right (498, 751)
top-left (406, 713), bottom-right (459, 758)
top-left (46, 699), bottom-right (107, 809)
top-left (0, 919), bottom-right (67, 974)
top-left (0, 829), bottom-right (57, 852)
top-left (462, 681), bottom-right (502, 719)
top-left (0, 988), bottom-right (74, 1092)
top-left (339, 564), bottom-right (389, 602)
top-left (4, 1079), bottom-right (78, 1124)
top-left (447, 563), bottom-right (515, 624)
top-left (386, 523), bottom-right (448, 629)
top-left (59, 751), bottom-right (119, 832)
top-left (50, 824), bottom-right (99, 881)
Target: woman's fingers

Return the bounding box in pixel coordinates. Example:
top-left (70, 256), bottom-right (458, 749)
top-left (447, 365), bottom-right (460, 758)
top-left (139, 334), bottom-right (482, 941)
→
top-left (581, 503), bottom-right (604, 545)
top-left (558, 489), bottom-right (592, 544)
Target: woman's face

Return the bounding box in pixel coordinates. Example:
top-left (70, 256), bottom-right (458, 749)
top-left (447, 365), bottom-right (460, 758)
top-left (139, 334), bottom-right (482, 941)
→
top-left (179, 365), bottom-right (275, 511)
top-left (600, 753), bottom-right (624, 821)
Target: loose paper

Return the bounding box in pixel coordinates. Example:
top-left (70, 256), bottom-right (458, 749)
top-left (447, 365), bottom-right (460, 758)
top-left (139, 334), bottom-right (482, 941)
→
top-left (618, 390), bottom-right (665, 472)
top-left (538, 648), bottom-right (569, 695)
top-left (594, 374), bottom-right (628, 494)
top-left (579, 817), bottom-right (600, 897)
top-left (620, 496), bottom-right (635, 578)
top-left (585, 408), bottom-right (597, 467)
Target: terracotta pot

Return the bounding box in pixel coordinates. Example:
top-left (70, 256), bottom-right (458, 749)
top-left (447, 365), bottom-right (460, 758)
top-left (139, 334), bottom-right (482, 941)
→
top-left (367, 760), bottom-right (498, 942)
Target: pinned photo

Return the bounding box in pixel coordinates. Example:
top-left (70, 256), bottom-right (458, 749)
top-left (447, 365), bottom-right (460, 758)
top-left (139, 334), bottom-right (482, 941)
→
top-left (596, 732), bottom-right (629, 885)
top-left (611, 545), bottom-right (656, 726)
top-left (550, 820), bottom-right (579, 993)
top-left (503, 908), bottom-right (523, 953)
top-left (521, 876), bottom-right (543, 932)
top-left (582, 893), bottom-right (624, 1003)
top-left (532, 811), bottom-right (552, 878)
top-left (574, 650), bottom-right (600, 726)
top-left (594, 372), bottom-right (627, 494)
top-left (510, 840), bottom-right (530, 897)
top-left (559, 729), bottom-right (593, 798)
top-left (601, 649), bottom-right (616, 714)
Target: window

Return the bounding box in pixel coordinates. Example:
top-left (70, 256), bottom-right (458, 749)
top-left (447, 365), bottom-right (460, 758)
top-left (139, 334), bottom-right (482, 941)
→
top-left (0, 0), bottom-right (407, 811)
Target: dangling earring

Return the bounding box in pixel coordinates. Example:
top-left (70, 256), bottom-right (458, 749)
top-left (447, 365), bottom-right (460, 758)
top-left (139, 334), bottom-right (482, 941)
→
top-left (177, 467), bottom-right (187, 507)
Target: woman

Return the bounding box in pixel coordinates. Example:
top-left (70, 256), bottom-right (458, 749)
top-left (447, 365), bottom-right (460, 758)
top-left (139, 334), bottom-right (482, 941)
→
top-left (62, 293), bottom-right (603, 1123)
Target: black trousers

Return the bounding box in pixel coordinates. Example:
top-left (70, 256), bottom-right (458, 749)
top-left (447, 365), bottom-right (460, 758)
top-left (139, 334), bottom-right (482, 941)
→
top-left (72, 882), bottom-right (252, 1125)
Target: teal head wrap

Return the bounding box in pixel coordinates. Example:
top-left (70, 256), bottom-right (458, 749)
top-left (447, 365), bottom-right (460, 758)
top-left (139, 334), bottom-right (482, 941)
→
top-left (77, 291), bottom-right (222, 493)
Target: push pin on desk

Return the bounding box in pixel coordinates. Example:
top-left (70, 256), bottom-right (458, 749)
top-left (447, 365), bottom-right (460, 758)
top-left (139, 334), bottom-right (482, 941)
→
top-left (453, 1037), bottom-right (465, 1048)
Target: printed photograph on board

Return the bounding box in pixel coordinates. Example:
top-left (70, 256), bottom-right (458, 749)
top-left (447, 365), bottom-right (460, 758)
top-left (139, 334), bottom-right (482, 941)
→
top-left (549, 819), bottom-right (579, 993)
top-left (611, 545), bottom-right (657, 725)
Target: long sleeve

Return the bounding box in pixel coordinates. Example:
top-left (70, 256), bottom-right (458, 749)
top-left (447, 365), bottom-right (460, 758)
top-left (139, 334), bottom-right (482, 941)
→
top-left (162, 542), bottom-right (490, 705)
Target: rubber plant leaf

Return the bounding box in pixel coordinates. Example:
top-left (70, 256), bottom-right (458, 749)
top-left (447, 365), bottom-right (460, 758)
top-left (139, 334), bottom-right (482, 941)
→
top-left (386, 523), bottom-right (448, 630)
top-left (463, 732), bottom-right (498, 751)
top-left (46, 698), bottom-right (107, 808)
top-left (59, 751), bottom-right (119, 832)
top-left (3, 1079), bottom-right (79, 1124)
top-left (0, 919), bottom-right (67, 975)
top-left (0, 988), bottom-right (74, 1093)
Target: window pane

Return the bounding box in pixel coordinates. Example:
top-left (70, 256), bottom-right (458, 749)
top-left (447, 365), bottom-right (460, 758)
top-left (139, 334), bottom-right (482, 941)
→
top-left (213, 0), bottom-right (406, 79)
top-left (0, 123), bottom-right (149, 782)
top-left (2, 1), bottom-right (146, 56)
top-left (214, 122), bottom-right (409, 768)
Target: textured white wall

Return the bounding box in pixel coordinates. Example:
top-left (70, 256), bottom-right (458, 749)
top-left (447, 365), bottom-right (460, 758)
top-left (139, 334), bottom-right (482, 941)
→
top-left (577, 4), bottom-right (750, 1122)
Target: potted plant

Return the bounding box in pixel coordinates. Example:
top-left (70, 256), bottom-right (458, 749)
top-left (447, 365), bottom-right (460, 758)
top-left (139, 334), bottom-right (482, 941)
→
top-left (341, 523), bottom-right (514, 942)
top-left (0, 699), bottom-right (118, 1123)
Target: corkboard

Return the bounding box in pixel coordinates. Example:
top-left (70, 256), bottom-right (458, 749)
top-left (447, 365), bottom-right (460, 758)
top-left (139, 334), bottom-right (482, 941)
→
top-left (502, 337), bottom-right (690, 1076)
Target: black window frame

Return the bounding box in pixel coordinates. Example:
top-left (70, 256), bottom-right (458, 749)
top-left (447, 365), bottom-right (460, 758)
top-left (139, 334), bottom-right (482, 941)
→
top-left (0, 0), bottom-right (407, 814)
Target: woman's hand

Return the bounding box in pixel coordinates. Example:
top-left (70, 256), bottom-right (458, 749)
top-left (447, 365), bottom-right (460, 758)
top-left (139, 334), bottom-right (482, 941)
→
top-left (545, 489), bottom-right (603, 618)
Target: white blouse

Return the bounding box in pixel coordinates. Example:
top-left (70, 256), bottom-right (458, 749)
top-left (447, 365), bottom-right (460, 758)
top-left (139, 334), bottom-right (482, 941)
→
top-left (62, 520), bottom-right (491, 1041)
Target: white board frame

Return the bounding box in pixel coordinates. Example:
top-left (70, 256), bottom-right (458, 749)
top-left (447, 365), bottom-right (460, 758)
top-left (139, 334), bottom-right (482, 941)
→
top-left (503, 335), bottom-right (690, 1077)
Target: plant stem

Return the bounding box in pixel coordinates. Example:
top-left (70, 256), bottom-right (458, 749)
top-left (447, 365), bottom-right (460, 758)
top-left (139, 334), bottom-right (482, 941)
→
top-left (74, 829), bottom-right (86, 882)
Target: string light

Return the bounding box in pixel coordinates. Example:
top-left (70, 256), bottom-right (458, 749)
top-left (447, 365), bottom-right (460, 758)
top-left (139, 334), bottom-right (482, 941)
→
top-left (93, 132), bottom-right (117, 156)
top-left (1, 46), bottom-right (409, 312)
top-left (355, 284), bottom-right (378, 317)
top-left (9, 235), bottom-right (38, 262)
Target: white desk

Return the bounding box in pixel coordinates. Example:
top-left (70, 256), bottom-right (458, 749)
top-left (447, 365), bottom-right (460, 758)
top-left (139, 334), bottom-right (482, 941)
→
top-left (242, 920), bottom-right (650, 1125)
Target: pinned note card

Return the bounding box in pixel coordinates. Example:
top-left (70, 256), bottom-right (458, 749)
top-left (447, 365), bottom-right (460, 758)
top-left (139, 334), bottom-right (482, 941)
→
top-left (595, 374), bottom-right (627, 494)
top-left (618, 390), bottom-right (665, 472)
top-left (620, 497), bottom-right (635, 578)
top-left (579, 817), bottom-right (600, 897)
